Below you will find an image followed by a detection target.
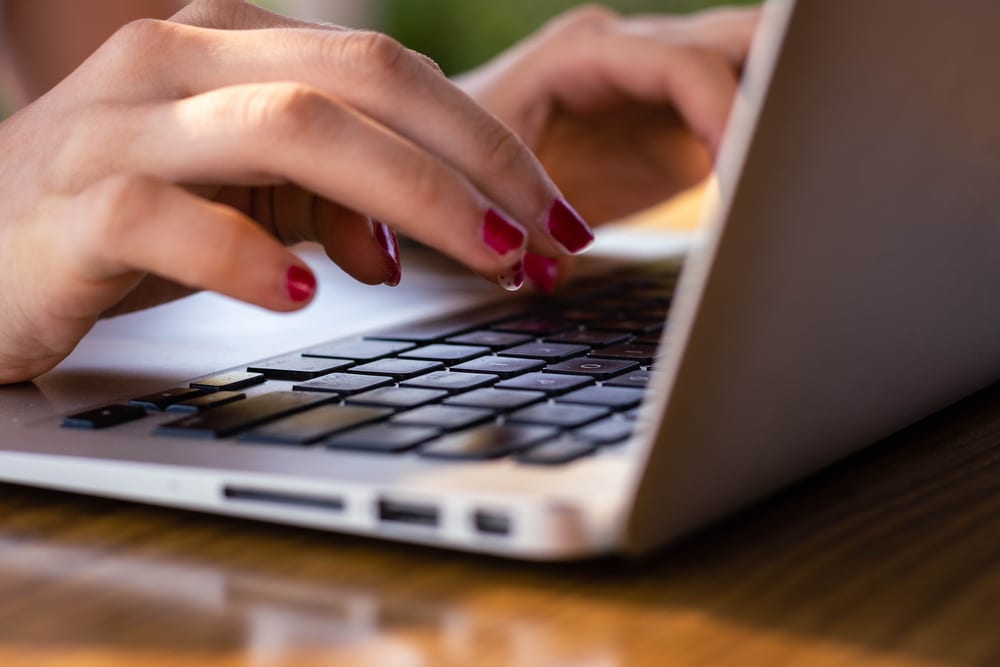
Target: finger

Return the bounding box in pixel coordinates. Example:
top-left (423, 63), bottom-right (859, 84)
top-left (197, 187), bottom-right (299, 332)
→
top-left (171, 0), bottom-right (448, 79)
top-left (313, 204), bottom-right (402, 288)
top-left (554, 32), bottom-right (740, 155)
top-left (171, 0), bottom-right (334, 31)
top-left (122, 20), bottom-right (591, 256)
top-left (524, 252), bottom-right (561, 295)
top-left (260, 185), bottom-right (396, 286)
top-left (101, 277), bottom-right (198, 317)
top-left (624, 7), bottom-right (761, 66)
top-left (525, 251), bottom-right (585, 295)
top-left (70, 173), bottom-right (317, 313)
top-left (130, 82), bottom-right (531, 280)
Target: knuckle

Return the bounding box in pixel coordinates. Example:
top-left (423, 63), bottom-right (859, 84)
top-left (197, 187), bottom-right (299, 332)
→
top-left (330, 30), bottom-right (409, 76)
top-left (479, 125), bottom-right (551, 209)
top-left (103, 18), bottom-right (174, 59)
top-left (92, 19), bottom-right (187, 78)
top-left (81, 174), bottom-right (159, 246)
top-left (237, 83), bottom-right (333, 141)
top-left (552, 4), bottom-right (618, 33)
top-left (482, 124), bottom-right (531, 178)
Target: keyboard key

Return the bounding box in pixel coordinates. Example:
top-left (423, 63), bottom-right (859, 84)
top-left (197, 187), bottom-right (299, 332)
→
top-left (346, 386), bottom-right (448, 410)
top-left (495, 372), bottom-right (592, 396)
top-left (191, 372), bottom-right (265, 393)
top-left (624, 289), bottom-right (672, 303)
top-left (292, 372), bottom-right (393, 396)
top-left (554, 308), bottom-right (611, 322)
top-left (622, 277), bottom-right (677, 291)
top-left (366, 309), bottom-right (510, 343)
top-left (399, 344), bottom-right (490, 364)
top-left (590, 318), bottom-right (664, 334)
top-left (247, 356), bottom-right (353, 381)
top-left (501, 342), bottom-right (589, 363)
top-left (631, 334), bottom-right (663, 345)
top-left (604, 370), bottom-right (653, 389)
top-left (544, 358), bottom-right (639, 380)
top-left (400, 370), bottom-right (498, 393)
top-left (642, 305), bottom-right (671, 321)
top-left (491, 317), bottom-right (575, 335)
top-left (240, 405), bottom-right (391, 445)
top-left (62, 404), bottom-right (147, 430)
top-left (545, 330), bottom-right (629, 347)
top-left (450, 356), bottom-right (544, 379)
top-left (573, 418), bottom-right (633, 445)
top-left (155, 391), bottom-right (335, 438)
top-left (348, 358), bottom-right (444, 380)
top-left (444, 388), bottom-right (546, 411)
top-left (419, 424), bottom-right (558, 460)
top-left (589, 343), bottom-right (658, 364)
top-left (590, 296), bottom-right (650, 312)
top-left (167, 391), bottom-right (246, 414)
top-left (326, 424), bottom-right (440, 453)
top-left (391, 405), bottom-right (495, 431)
top-left (556, 385), bottom-right (644, 410)
top-left (507, 403), bottom-right (610, 428)
top-left (446, 331), bottom-right (532, 350)
top-left (129, 387), bottom-right (205, 412)
top-left (517, 438), bottom-right (599, 465)
top-left (302, 339), bottom-right (415, 361)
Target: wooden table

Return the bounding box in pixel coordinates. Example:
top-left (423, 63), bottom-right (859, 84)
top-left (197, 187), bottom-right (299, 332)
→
top-left (1, 372), bottom-right (998, 666)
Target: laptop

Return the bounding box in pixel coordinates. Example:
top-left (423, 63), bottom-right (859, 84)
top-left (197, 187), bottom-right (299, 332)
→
top-left (3, 0), bottom-right (1000, 560)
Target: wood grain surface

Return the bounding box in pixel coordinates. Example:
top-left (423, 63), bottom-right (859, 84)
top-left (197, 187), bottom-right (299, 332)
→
top-left (0, 377), bottom-right (998, 666)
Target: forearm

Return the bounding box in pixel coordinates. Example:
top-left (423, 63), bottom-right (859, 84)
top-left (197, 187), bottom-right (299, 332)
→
top-left (1, 0), bottom-right (185, 105)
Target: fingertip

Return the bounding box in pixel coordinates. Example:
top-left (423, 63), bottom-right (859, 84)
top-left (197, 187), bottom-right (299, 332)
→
top-left (285, 264), bottom-right (317, 305)
top-left (524, 252), bottom-right (559, 294)
top-left (372, 220), bottom-right (402, 287)
top-left (497, 261), bottom-right (525, 292)
top-left (546, 199), bottom-right (594, 254)
top-left (483, 208), bottom-right (528, 258)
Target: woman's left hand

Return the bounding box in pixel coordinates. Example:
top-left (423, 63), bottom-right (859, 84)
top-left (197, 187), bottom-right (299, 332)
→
top-left (458, 4), bottom-right (760, 290)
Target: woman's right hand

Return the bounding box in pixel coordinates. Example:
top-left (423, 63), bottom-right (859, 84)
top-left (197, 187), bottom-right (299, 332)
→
top-left (0, 0), bottom-right (593, 384)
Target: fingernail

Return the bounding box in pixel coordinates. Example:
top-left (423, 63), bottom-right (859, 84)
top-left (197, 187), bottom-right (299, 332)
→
top-left (483, 209), bottom-right (526, 256)
top-left (497, 261), bottom-right (524, 292)
top-left (524, 252), bottom-right (558, 294)
top-left (548, 199), bottom-right (594, 253)
top-left (286, 265), bottom-right (316, 303)
top-left (372, 220), bottom-right (401, 287)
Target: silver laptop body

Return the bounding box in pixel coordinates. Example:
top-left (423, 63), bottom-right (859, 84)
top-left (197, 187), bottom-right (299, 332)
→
top-left (2, 0), bottom-right (998, 560)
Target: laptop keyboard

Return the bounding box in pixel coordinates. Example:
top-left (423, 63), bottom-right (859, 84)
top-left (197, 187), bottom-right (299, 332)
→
top-left (62, 264), bottom-right (677, 466)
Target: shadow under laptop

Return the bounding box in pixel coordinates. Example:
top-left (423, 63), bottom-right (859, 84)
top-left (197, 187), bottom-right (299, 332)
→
top-left (0, 383), bottom-right (997, 665)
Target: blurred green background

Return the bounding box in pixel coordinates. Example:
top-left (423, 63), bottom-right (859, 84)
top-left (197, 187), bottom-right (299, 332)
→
top-left (380, 0), bottom-right (755, 75)
top-left (0, 0), bottom-right (755, 117)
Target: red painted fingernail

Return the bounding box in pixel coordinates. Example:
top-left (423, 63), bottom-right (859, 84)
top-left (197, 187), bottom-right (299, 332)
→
top-left (548, 199), bottom-right (594, 253)
top-left (372, 220), bottom-right (401, 287)
top-left (286, 265), bottom-right (316, 303)
top-left (524, 252), bottom-right (558, 294)
top-left (498, 261), bottom-right (524, 292)
top-left (483, 209), bottom-right (526, 256)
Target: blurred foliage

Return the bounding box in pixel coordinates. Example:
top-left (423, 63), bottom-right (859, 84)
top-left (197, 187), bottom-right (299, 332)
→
top-left (382, 0), bottom-right (757, 75)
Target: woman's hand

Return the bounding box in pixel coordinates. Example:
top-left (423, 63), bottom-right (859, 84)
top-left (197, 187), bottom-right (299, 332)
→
top-left (0, 0), bottom-right (594, 384)
top-left (458, 4), bottom-right (759, 291)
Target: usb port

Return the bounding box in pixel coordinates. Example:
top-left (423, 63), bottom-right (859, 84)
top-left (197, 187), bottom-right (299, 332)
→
top-left (377, 498), bottom-right (439, 527)
top-left (473, 510), bottom-right (511, 536)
